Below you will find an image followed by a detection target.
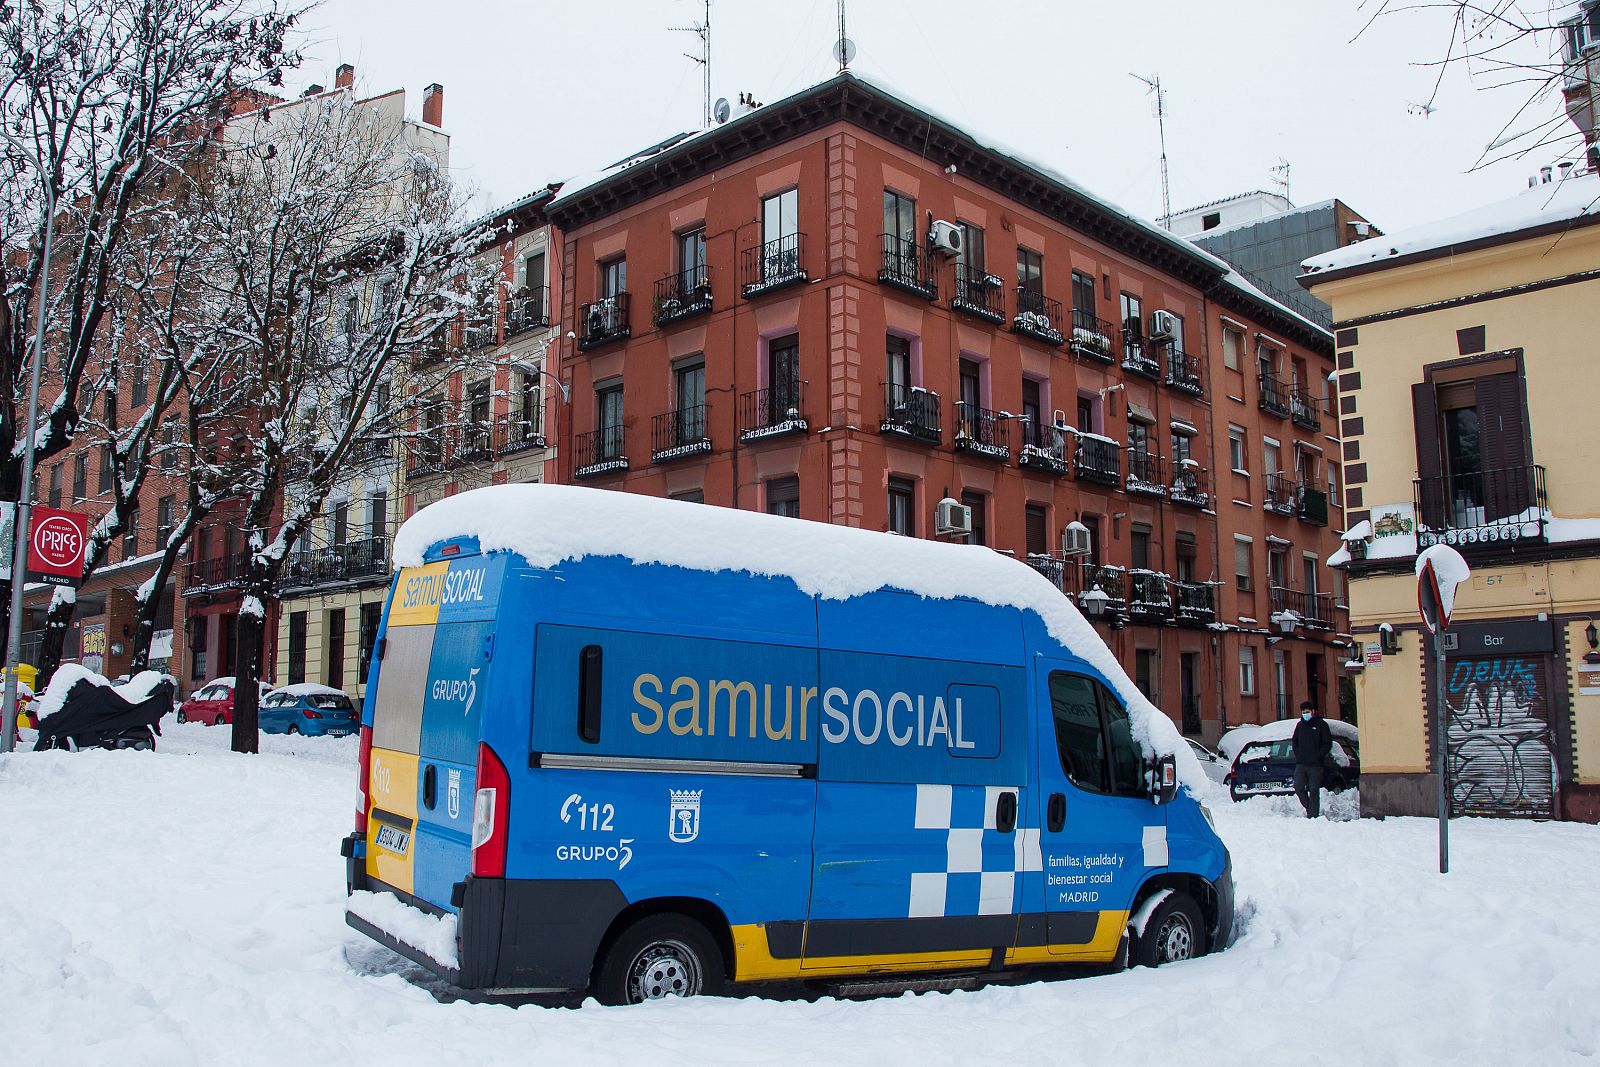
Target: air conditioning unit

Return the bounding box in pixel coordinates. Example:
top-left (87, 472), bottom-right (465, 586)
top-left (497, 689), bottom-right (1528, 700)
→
top-left (929, 220), bottom-right (964, 256)
top-left (1062, 521), bottom-right (1092, 557)
top-left (934, 497), bottom-right (972, 537)
top-left (1149, 310), bottom-right (1178, 341)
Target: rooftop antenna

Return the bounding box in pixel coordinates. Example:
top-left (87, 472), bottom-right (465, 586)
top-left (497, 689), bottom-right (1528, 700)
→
top-left (672, 0), bottom-right (712, 127)
top-left (834, 0), bottom-right (856, 71)
top-left (1271, 157), bottom-right (1292, 205)
top-left (1131, 72), bottom-right (1171, 229)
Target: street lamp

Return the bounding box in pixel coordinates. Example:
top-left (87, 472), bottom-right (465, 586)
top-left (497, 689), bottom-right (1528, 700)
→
top-left (1, 128), bottom-right (57, 754)
top-left (1079, 585), bottom-right (1110, 619)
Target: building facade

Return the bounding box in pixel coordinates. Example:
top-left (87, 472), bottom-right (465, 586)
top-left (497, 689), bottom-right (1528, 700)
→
top-left (1304, 169), bottom-right (1600, 822)
top-left (539, 73), bottom-right (1347, 741)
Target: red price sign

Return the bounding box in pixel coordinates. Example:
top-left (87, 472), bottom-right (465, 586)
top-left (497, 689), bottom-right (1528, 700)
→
top-left (28, 506), bottom-right (89, 586)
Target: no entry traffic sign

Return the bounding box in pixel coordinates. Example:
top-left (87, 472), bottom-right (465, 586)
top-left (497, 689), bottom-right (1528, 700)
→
top-left (27, 506), bottom-right (89, 586)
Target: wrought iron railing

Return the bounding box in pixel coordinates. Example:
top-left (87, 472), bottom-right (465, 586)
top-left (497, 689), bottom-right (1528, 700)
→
top-left (1072, 561), bottom-right (1128, 614)
top-left (741, 233), bottom-right (807, 296)
top-left (505, 285), bottom-right (550, 336)
top-left (1121, 336), bottom-right (1161, 379)
top-left (1171, 463), bottom-right (1210, 507)
top-left (578, 293), bottom-right (630, 350)
top-left (406, 433), bottom-right (451, 478)
top-left (880, 382), bottom-right (941, 444)
top-left (1069, 308), bottom-right (1116, 362)
top-left (1127, 450), bottom-right (1167, 495)
top-left (281, 536), bottom-right (389, 592)
top-left (1270, 586), bottom-right (1336, 630)
top-left (1264, 472), bottom-right (1298, 514)
top-left (1258, 372), bottom-right (1293, 418)
top-left (496, 412), bottom-right (545, 455)
top-left (1414, 464), bottom-right (1547, 549)
top-left (653, 266), bottom-right (713, 326)
top-left (954, 402), bottom-right (1011, 461)
top-left (1175, 581), bottom-right (1218, 623)
top-left (1012, 288), bottom-right (1065, 346)
top-left (1128, 569), bottom-right (1174, 620)
top-left (1075, 435), bottom-right (1122, 486)
top-left (1027, 553), bottom-right (1067, 592)
top-left (1291, 387), bottom-right (1322, 431)
top-left (738, 381), bottom-right (807, 442)
top-left (573, 425), bottom-right (628, 476)
top-left (1018, 418), bottom-right (1069, 475)
top-left (951, 263), bottom-right (1005, 323)
top-left (1164, 347), bottom-right (1205, 395)
top-left (183, 551), bottom-right (251, 594)
top-left (878, 235), bottom-right (938, 300)
top-left (651, 404), bottom-right (711, 463)
top-left (456, 422), bottom-right (494, 464)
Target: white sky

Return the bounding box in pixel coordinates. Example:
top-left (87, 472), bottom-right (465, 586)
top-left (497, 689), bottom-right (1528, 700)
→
top-left (298, 0), bottom-right (1577, 234)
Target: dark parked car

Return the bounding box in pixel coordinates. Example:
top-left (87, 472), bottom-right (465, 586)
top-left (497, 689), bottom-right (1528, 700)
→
top-left (1227, 735), bottom-right (1360, 802)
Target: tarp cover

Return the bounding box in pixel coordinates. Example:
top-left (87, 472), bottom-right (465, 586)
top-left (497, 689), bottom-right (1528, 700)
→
top-left (34, 677), bottom-right (173, 748)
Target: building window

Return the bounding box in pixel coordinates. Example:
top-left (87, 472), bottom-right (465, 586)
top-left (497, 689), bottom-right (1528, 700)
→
top-left (675, 358), bottom-right (706, 440)
top-left (161, 419), bottom-right (180, 472)
top-left (1135, 649), bottom-right (1158, 700)
top-left (768, 333), bottom-right (801, 419)
top-left (1120, 292), bottom-right (1144, 346)
top-left (957, 220), bottom-right (985, 271)
top-left (1077, 393), bottom-right (1098, 435)
top-left (670, 489), bottom-right (705, 504)
top-left (332, 500), bottom-right (349, 549)
top-left (326, 607), bottom-right (346, 691)
top-left (1171, 428), bottom-right (1193, 467)
top-left (342, 293), bottom-right (360, 339)
top-left (1229, 425), bottom-right (1248, 472)
top-left (1017, 247), bottom-right (1044, 296)
top-left (760, 187), bottom-right (800, 278)
top-left (1564, 2), bottom-right (1600, 61)
top-left (1071, 270), bottom-right (1095, 323)
top-left (367, 492), bottom-right (387, 540)
top-left (597, 382), bottom-right (624, 460)
top-left (189, 615), bottom-right (207, 680)
top-left (600, 256), bottom-right (627, 299)
top-left (157, 495), bottom-right (175, 548)
top-left (1175, 533), bottom-right (1197, 583)
top-left (1021, 377), bottom-right (1043, 427)
top-left (677, 226), bottom-right (707, 289)
top-left (131, 355), bottom-right (149, 407)
top-left (882, 189), bottom-right (917, 263)
top-left (767, 476), bottom-right (800, 518)
top-left (71, 453), bottom-right (86, 499)
top-left (1239, 646), bottom-right (1257, 696)
top-left (358, 602), bottom-right (382, 686)
top-left (468, 378), bottom-right (490, 430)
top-left (1268, 546), bottom-right (1288, 590)
top-left (48, 464), bottom-right (61, 509)
top-left (98, 445), bottom-right (115, 493)
top-left (1025, 503), bottom-right (1049, 556)
top-left (1080, 514), bottom-right (1102, 565)
top-left (122, 507), bottom-right (138, 560)
top-left (887, 476), bottom-right (916, 536)
top-left (1303, 553), bottom-right (1319, 595)
top-left (885, 332), bottom-right (912, 406)
top-left (1222, 327), bottom-right (1243, 371)
top-left (288, 611), bottom-right (307, 686)
top-left (961, 490), bottom-right (987, 547)
top-left (1235, 536), bottom-right (1254, 591)
top-left (1131, 523), bottom-right (1152, 570)
top-left (1202, 211), bottom-right (1221, 230)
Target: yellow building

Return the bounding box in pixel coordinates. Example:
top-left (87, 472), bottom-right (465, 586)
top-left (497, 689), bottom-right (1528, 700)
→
top-left (1302, 170), bottom-right (1600, 822)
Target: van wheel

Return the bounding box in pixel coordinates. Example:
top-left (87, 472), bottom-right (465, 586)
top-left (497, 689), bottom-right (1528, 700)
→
top-left (595, 914), bottom-right (724, 1005)
top-left (1133, 893), bottom-right (1206, 968)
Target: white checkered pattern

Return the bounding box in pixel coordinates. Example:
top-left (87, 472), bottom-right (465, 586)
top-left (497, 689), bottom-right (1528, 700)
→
top-left (907, 783), bottom-right (1041, 918)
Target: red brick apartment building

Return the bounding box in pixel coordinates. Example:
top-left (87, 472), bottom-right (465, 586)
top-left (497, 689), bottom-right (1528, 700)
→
top-left (534, 74), bottom-right (1348, 739)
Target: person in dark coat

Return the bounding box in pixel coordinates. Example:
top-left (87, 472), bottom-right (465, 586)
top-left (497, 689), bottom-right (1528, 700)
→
top-left (1291, 700), bottom-right (1333, 818)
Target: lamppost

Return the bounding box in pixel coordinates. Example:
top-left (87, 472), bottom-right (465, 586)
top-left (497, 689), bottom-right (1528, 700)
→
top-left (1, 128), bottom-right (56, 754)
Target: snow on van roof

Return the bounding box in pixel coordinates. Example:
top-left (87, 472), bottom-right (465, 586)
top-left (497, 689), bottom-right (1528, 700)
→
top-left (395, 484), bottom-right (1206, 788)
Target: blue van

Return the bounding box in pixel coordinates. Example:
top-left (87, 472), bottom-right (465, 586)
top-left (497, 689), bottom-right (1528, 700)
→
top-left (342, 486), bottom-right (1233, 1003)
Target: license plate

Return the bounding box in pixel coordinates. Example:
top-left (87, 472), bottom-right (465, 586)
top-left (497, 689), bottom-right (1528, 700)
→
top-left (374, 823), bottom-right (411, 856)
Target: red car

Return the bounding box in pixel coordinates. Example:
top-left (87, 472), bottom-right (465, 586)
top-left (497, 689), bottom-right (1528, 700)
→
top-left (176, 677), bottom-right (275, 726)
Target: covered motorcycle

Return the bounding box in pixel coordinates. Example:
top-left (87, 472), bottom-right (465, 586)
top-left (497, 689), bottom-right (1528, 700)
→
top-left (34, 671), bottom-right (175, 752)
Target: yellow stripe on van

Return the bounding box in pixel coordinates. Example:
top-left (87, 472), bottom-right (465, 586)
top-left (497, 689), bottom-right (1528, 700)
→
top-left (365, 747), bottom-right (420, 894)
top-left (387, 561), bottom-right (450, 627)
top-left (1003, 910), bottom-right (1128, 966)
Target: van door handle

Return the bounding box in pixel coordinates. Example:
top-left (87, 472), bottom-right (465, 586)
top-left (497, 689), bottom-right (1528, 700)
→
top-left (1047, 792), bottom-right (1066, 833)
top-left (422, 764), bottom-right (437, 810)
top-left (995, 790), bottom-right (1017, 834)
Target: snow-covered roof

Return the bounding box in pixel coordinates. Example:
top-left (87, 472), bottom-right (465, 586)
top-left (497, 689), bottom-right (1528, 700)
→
top-left (1302, 172), bottom-right (1600, 279)
top-left (394, 484), bottom-right (1203, 785)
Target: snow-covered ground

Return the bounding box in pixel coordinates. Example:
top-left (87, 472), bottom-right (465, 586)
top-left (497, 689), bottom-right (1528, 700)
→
top-left (3, 723), bottom-right (1597, 1066)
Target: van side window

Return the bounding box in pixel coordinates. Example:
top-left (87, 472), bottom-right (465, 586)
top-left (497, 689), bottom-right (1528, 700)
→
top-left (1097, 688), bottom-right (1145, 798)
top-left (1048, 672), bottom-right (1109, 793)
top-left (578, 645), bottom-right (603, 744)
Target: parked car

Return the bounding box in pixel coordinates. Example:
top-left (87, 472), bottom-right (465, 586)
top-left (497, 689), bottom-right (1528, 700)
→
top-left (259, 684), bottom-right (359, 737)
top-left (1185, 738), bottom-right (1231, 783)
top-left (1226, 729), bottom-right (1360, 802)
top-left (176, 677), bottom-right (275, 726)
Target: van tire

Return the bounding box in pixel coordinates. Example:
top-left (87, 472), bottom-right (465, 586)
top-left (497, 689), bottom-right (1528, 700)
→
top-left (1133, 893), bottom-right (1206, 968)
top-left (594, 914), bottom-right (724, 1005)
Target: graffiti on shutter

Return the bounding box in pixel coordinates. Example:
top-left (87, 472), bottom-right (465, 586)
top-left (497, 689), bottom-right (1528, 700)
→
top-left (1445, 656), bottom-right (1558, 818)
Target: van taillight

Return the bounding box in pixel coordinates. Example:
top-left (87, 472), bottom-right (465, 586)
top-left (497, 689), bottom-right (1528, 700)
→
top-left (470, 741), bottom-right (510, 878)
top-left (355, 726), bottom-right (373, 834)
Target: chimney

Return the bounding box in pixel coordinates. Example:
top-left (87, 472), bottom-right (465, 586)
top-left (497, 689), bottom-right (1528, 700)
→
top-left (423, 83), bottom-right (444, 128)
top-left (335, 63), bottom-right (354, 90)
top-left (1541, 165), bottom-right (1554, 184)
top-left (302, 83), bottom-right (324, 98)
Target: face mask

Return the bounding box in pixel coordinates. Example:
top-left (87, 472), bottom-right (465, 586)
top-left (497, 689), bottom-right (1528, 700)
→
top-left (1301, 712), bottom-right (1313, 721)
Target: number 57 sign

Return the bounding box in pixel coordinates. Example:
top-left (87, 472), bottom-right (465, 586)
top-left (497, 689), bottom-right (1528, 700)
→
top-left (0, 503), bottom-right (90, 587)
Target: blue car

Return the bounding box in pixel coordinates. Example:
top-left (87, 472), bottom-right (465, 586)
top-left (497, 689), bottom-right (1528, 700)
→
top-left (260, 684), bottom-right (359, 737)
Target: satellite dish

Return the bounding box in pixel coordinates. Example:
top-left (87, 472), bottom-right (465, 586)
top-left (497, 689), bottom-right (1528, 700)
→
top-left (713, 97), bottom-right (731, 124)
top-left (832, 37), bottom-right (856, 67)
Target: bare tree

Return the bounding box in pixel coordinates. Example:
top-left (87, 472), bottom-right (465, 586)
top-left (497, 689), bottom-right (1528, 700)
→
top-left (0, 0), bottom-right (301, 650)
top-left (178, 88), bottom-right (495, 753)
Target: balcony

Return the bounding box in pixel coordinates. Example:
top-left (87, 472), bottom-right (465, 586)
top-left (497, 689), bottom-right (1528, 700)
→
top-left (1270, 586), bottom-right (1336, 631)
top-left (496, 413), bottom-right (546, 455)
top-left (651, 404), bottom-right (712, 464)
top-left (573, 425), bottom-right (628, 478)
top-left (1414, 464), bottom-right (1548, 550)
top-left (459, 317), bottom-right (497, 353)
top-left (1027, 553), bottom-right (1068, 592)
top-left (409, 337), bottom-right (450, 370)
top-left (653, 266), bottom-right (713, 327)
top-left (1175, 580), bottom-right (1218, 624)
top-left (182, 551), bottom-right (250, 596)
top-left (280, 536), bottom-right (389, 593)
top-left (406, 435), bottom-right (451, 480)
top-left (878, 235), bottom-right (938, 301)
top-left (738, 381), bottom-right (807, 443)
top-left (505, 285), bottom-right (550, 337)
top-left (1018, 419), bottom-right (1069, 476)
top-left (1121, 337), bottom-right (1161, 380)
top-left (1170, 463), bottom-right (1210, 508)
top-left (1075, 434), bottom-right (1122, 486)
top-left (1264, 472), bottom-right (1298, 516)
top-left (1126, 450), bottom-right (1167, 497)
top-left (1164, 347), bottom-right (1205, 396)
top-left (1290, 389), bottom-right (1322, 431)
top-left (1128, 569), bottom-right (1174, 623)
top-left (455, 423), bottom-right (495, 465)
top-left (1012, 289), bottom-right (1065, 347)
top-left (951, 263), bottom-right (1005, 324)
top-left (741, 233), bottom-right (807, 297)
top-left (1258, 372), bottom-right (1293, 418)
top-left (1298, 484), bottom-right (1329, 527)
top-left (880, 382), bottom-right (941, 445)
top-left (579, 294), bottom-right (630, 351)
top-left (954, 402), bottom-right (1011, 462)
top-left (1069, 308), bottom-right (1116, 363)
top-left (1072, 561), bottom-right (1129, 615)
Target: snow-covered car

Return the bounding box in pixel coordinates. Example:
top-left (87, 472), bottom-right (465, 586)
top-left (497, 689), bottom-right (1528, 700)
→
top-left (259, 684), bottom-right (359, 737)
top-left (1217, 716), bottom-right (1358, 764)
top-left (1186, 738), bottom-right (1230, 783)
top-left (1224, 719), bottom-right (1360, 802)
top-left (177, 677), bottom-right (275, 726)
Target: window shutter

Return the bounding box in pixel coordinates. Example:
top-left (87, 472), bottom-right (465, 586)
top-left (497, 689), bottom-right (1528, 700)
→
top-left (1474, 371), bottom-right (1532, 519)
top-left (1412, 382), bottom-right (1446, 528)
